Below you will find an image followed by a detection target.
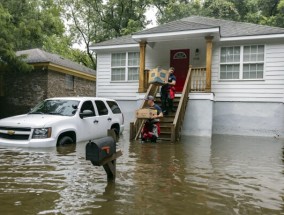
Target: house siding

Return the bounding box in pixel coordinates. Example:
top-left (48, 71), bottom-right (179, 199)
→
top-left (96, 53), bottom-right (139, 100)
top-left (211, 40), bottom-right (284, 102)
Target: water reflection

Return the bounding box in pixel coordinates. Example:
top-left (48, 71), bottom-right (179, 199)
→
top-left (0, 134), bottom-right (283, 215)
top-left (56, 143), bottom-right (76, 155)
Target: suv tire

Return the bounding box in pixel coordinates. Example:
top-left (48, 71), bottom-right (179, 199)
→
top-left (57, 136), bottom-right (73, 146)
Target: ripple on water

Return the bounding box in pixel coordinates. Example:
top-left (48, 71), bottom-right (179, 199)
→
top-left (0, 134), bottom-right (283, 215)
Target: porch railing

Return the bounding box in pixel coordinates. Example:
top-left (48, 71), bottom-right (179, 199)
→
top-left (191, 67), bottom-right (206, 92)
top-left (129, 84), bottom-right (159, 141)
top-left (171, 66), bottom-right (192, 142)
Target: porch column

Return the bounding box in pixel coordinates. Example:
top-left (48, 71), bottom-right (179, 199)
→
top-left (205, 36), bottom-right (214, 92)
top-left (138, 41), bottom-right (147, 93)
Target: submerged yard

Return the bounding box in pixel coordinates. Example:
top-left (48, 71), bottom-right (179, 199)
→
top-left (0, 134), bottom-right (283, 215)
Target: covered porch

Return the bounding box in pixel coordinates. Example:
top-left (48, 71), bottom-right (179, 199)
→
top-left (134, 30), bottom-right (218, 93)
top-left (130, 30), bottom-right (218, 141)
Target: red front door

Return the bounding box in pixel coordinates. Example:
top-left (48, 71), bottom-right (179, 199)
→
top-left (170, 49), bottom-right (190, 92)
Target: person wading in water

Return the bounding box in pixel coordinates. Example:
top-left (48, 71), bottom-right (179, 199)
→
top-left (141, 95), bottom-right (163, 143)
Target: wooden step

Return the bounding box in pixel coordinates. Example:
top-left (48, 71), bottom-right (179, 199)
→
top-left (160, 117), bottom-right (174, 123)
top-left (160, 127), bottom-right (171, 132)
top-left (159, 133), bottom-right (171, 138)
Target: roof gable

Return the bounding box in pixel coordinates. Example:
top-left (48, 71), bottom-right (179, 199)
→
top-left (134, 19), bottom-right (218, 35)
top-left (16, 49), bottom-right (96, 75)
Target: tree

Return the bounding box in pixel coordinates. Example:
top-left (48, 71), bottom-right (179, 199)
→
top-left (43, 35), bottom-right (94, 69)
top-left (154, 0), bottom-right (202, 24)
top-left (0, 0), bottom-right (65, 71)
top-left (62, 0), bottom-right (150, 70)
top-left (203, 0), bottom-right (240, 21)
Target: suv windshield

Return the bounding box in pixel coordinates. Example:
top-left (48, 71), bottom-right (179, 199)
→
top-left (29, 100), bottom-right (80, 116)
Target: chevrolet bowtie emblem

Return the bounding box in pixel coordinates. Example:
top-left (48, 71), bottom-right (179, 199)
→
top-left (7, 130), bottom-right (15, 135)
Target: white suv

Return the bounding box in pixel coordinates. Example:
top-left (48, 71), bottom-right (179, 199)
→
top-left (0, 97), bottom-right (124, 147)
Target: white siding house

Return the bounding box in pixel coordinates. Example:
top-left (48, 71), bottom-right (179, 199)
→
top-left (92, 16), bottom-right (284, 138)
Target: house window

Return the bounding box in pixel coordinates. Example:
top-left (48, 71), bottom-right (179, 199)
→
top-left (111, 52), bottom-right (139, 81)
top-left (220, 45), bottom-right (264, 80)
top-left (243, 45), bottom-right (264, 79)
top-left (220, 46), bottom-right (240, 79)
top-left (65, 74), bottom-right (74, 90)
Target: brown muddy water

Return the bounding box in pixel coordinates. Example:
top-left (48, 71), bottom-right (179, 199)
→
top-left (0, 134), bottom-right (283, 215)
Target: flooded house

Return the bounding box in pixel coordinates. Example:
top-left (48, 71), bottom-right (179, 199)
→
top-left (91, 16), bottom-right (284, 140)
top-left (0, 49), bottom-right (96, 118)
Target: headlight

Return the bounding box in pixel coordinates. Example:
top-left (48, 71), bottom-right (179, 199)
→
top-left (32, 128), bottom-right (52, 139)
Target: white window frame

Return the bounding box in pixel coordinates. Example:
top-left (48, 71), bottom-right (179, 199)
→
top-left (111, 52), bottom-right (140, 82)
top-left (219, 44), bottom-right (265, 81)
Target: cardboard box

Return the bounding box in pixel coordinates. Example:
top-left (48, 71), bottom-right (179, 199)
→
top-left (136, 108), bottom-right (157, 119)
top-left (148, 67), bottom-right (169, 86)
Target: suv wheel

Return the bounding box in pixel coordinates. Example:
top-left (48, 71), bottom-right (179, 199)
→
top-left (57, 136), bottom-right (73, 146)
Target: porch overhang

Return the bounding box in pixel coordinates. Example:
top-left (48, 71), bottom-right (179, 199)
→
top-left (132, 27), bottom-right (220, 42)
top-left (91, 43), bottom-right (139, 50)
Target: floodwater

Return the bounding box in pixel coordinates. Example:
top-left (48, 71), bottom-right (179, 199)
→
top-left (0, 134), bottom-right (284, 215)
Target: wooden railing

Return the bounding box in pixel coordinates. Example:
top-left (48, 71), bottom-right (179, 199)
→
top-left (171, 66), bottom-right (192, 142)
top-left (191, 67), bottom-right (206, 92)
top-left (129, 84), bottom-right (159, 141)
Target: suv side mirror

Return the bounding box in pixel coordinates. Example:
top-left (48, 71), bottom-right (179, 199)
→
top-left (79, 110), bottom-right (94, 119)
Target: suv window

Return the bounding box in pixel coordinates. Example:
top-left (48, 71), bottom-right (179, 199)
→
top-left (95, 100), bottom-right (109, 115)
top-left (80, 101), bottom-right (95, 116)
top-left (106, 101), bottom-right (122, 114)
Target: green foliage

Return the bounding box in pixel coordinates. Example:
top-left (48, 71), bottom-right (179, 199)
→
top-left (0, 0), bottom-right (64, 72)
top-left (203, 0), bottom-right (240, 21)
top-left (43, 35), bottom-right (95, 69)
top-left (154, 0), bottom-right (202, 24)
top-left (154, 0), bottom-right (284, 27)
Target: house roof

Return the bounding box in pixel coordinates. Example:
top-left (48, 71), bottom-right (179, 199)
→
top-left (16, 48), bottom-right (96, 75)
top-left (92, 16), bottom-right (284, 48)
top-left (91, 35), bottom-right (137, 47)
top-left (134, 18), bottom-right (219, 36)
top-left (180, 16), bottom-right (284, 37)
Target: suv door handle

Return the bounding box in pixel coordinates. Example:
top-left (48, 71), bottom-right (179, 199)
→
top-left (107, 117), bottom-right (112, 121)
top-left (93, 120), bottom-right (99, 124)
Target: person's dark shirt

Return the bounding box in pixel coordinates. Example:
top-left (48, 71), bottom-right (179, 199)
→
top-left (161, 73), bottom-right (176, 94)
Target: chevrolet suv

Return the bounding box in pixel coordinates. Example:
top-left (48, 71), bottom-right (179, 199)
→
top-left (0, 97), bottom-right (124, 147)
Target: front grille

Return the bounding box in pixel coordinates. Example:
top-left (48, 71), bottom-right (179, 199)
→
top-left (0, 127), bottom-right (31, 132)
top-left (0, 126), bottom-right (31, 141)
top-left (0, 133), bottom-right (30, 140)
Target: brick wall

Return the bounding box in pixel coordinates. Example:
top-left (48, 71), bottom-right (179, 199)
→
top-left (47, 70), bottom-right (96, 98)
top-left (0, 69), bottom-right (96, 119)
top-left (0, 69), bottom-right (48, 118)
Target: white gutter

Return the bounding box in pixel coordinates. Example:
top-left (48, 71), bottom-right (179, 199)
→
top-left (132, 28), bottom-right (220, 40)
top-left (220, 34), bottom-right (284, 41)
top-left (90, 43), bottom-right (139, 50)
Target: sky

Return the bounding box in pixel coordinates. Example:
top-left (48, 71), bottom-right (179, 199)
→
top-left (145, 6), bottom-right (158, 28)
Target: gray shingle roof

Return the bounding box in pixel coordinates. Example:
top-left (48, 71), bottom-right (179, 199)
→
top-left (133, 19), bottom-right (218, 35)
top-left (91, 35), bottom-right (136, 47)
top-left (182, 16), bottom-right (284, 37)
top-left (16, 48), bottom-right (96, 75)
top-left (92, 16), bottom-right (284, 48)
